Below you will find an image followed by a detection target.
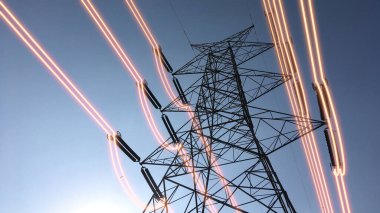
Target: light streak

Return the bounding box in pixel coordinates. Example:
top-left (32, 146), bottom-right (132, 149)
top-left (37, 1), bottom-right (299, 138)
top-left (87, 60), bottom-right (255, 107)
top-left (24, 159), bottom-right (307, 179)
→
top-left (300, 0), bottom-right (346, 176)
top-left (0, 1), bottom-right (145, 211)
top-left (81, 1), bottom-right (219, 212)
top-left (263, 2), bottom-right (325, 211)
top-left (271, 1), bottom-right (334, 212)
top-left (109, 133), bottom-right (174, 213)
top-left (123, 0), bottom-right (239, 209)
top-left (299, 0), bottom-right (351, 212)
top-left (0, 2), bottom-right (114, 135)
top-left (81, 0), bottom-right (168, 149)
top-left (124, 0), bottom-right (179, 103)
top-left (263, 0), bottom-right (335, 212)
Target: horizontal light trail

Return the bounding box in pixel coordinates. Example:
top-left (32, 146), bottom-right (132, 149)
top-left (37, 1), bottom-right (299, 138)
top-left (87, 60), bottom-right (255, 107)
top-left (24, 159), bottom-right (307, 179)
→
top-left (0, 1), bottom-right (148, 211)
top-left (124, 0), bottom-right (239, 210)
top-left (263, 0), bottom-right (334, 212)
top-left (81, 1), bottom-right (219, 212)
top-left (299, 0), bottom-right (351, 212)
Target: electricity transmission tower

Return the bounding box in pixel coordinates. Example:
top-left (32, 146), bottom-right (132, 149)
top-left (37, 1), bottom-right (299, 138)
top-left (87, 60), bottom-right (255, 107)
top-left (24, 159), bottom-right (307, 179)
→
top-left (141, 26), bottom-right (324, 212)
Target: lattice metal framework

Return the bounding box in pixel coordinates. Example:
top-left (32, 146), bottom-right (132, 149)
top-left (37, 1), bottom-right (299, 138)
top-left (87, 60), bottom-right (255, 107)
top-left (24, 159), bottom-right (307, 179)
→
top-left (141, 26), bottom-right (324, 213)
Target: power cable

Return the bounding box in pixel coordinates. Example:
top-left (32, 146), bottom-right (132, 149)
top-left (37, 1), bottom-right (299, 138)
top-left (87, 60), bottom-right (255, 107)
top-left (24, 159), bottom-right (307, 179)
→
top-left (245, 1), bottom-right (313, 211)
top-left (167, 0), bottom-right (196, 56)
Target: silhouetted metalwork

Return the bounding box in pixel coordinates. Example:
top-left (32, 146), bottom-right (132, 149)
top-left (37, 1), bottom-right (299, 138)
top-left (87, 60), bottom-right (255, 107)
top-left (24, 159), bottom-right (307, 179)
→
top-left (323, 128), bottom-right (336, 168)
top-left (108, 131), bottom-right (141, 162)
top-left (141, 26), bottom-right (324, 212)
top-left (143, 81), bottom-right (162, 110)
top-left (154, 46), bottom-right (174, 73)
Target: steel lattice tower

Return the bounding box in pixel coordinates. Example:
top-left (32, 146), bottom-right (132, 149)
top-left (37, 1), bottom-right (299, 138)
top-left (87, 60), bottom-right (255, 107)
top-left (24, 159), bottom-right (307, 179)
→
top-left (141, 26), bottom-right (324, 213)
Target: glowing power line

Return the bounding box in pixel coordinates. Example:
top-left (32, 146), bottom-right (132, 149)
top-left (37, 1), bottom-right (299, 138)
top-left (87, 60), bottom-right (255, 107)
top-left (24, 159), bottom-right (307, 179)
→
top-left (81, 1), bottom-right (220, 212)
top-left (263, 0), bottom-right (334, 212)
top-left (0, 1), bottom-right (146, 211)
top-left (299, 0), bottom-right (351, 212)
top-left (123, 0), bottom-right (239, 209)
top-left (0, 2), bottom-right (113, 135)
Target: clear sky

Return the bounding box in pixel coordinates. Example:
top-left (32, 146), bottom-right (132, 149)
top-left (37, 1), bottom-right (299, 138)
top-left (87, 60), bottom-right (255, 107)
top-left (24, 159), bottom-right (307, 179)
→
top-left (0, 0), bottom-right (379, 212)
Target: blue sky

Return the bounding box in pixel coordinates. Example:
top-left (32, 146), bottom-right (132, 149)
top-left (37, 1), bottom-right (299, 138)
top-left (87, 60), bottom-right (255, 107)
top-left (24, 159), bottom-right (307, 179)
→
top-left (1, 0), bottom-right (379, 212)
